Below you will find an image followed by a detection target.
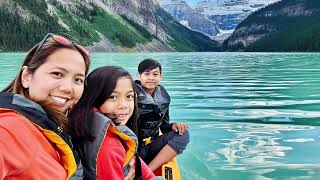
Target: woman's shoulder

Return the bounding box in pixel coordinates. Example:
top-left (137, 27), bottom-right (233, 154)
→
top-left (0, 109), bottom-right (61, 148)
top-left (0, 110), bottom-right (40, 173)
top-left (0, 110), bottom-right (45, 146)
top-left (0, 110), bottom-right (67, 179)
top-left (0, 110), bottom-right (32, 130)
top-left (0, 109), bottom-right (55, 152)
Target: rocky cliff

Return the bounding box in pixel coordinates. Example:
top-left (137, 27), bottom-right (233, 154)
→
top-left (98, 0), bottom-right (168, 42)
top-left (161, 0), bottom-right (219, 36)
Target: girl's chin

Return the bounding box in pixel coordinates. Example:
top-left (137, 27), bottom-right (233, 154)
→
top-left (146, 85), bottom-right (156, 89)
top-left (114, 119), bottom-right (129, 126)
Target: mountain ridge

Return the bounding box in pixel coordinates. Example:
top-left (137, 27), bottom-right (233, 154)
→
top-left (0, 0), bottom-right (219, 52)
top-left (160, 0), bottom-right (279, 42)
top-left (223, 0), bottom-right (320, 52)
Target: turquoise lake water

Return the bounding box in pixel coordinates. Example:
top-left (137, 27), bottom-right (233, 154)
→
top-left (1, 52), bottom-right (320, 179)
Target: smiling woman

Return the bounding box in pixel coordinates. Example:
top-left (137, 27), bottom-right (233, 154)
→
top-left (21, 48), bottom-right (86, 113)
top-left (0, 33), bottom-right (90, 179)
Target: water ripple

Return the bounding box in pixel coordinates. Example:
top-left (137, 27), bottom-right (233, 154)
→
top-left (3, 52), bottom-right (320, 180)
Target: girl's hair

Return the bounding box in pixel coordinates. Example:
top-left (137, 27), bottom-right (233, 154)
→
top-left (2, 36), bottom-right (91, 130)
top-left (68, 66), bottom-right (138, 141)
top-left (138, 58), bottom-right (162, 74)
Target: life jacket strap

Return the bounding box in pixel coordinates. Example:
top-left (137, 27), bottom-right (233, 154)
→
top-left (142, 136), bottom-right (152, 146)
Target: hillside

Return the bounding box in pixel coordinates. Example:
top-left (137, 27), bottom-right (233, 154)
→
top-left (155, 7), bottom-right (220, 51)
top-left (223, 0), bottom-right (320, 52)
top-left (0, 0), bottom-right (219, 52)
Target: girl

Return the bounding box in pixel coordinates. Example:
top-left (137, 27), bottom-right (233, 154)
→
top-left (0, 33), bottom-right (90, 179)
top-left (69, 66), bottom-right (155, 180)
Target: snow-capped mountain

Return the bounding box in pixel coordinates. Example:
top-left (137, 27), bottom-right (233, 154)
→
top-left (160, 0), bottom-right (220, 36)
top-left (160, 0), bottom-right (280, 41)
top-left (195, 0), bottom-right (280, 30)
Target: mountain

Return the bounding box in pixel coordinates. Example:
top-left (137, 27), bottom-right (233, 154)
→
top-left (155, 7), bottom-right (220, 51)
top-left (160, 0), bottom-right (279, 42)
top-left (0, 0), bottom-right (219, 52)
top-left (223, 0), bottom-right (320, 51)
top-left (160, 0), bottom-right (220, 36)
top-left (195, 0), bottom-right (280, 30)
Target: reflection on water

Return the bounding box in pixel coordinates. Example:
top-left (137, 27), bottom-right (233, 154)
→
top-left (215, 124), bottom-right (313, 165)
top-left (181, 122), bottom-right (320, 179)
top-left (167, 53), bottom-right (320, 125)
top-left (2, 52), bottom-right (320, 179)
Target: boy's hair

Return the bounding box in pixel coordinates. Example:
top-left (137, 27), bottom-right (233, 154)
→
top-left (138, 58), bottom-right (162, 74)
top-left (69, 66), bottom-right (138, 141)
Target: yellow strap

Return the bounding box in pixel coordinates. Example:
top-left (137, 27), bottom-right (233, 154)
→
top-left (143, 137), bottom-right (152, 145)
top-left (33, 124), bottom-right (77, 179)
top-left (108, 125), bottom-right (137, 166)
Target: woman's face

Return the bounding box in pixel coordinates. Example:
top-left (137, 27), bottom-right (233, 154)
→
top-left (22, 48), bottom-right (86, 113)
top-left (99, 77), bottom-right (135, 125)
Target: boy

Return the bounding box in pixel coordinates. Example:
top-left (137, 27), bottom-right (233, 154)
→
top-left (135, 58), bottom-right (190, 172)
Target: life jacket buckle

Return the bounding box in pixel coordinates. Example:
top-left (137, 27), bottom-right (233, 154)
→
top-left (142, 137), bottom-right (152, 146)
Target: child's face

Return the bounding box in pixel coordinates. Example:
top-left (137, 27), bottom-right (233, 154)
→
top-left (99, 77), bottom-right (135, 125)
top-left (138, 67), bottom-right (162, 93)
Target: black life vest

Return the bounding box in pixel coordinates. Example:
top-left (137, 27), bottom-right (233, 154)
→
top-left (134, 80), bottom-right (170, 140)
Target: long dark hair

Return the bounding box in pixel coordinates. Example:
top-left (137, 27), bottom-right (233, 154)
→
top-left (68, 66), bottom-right (138, 141)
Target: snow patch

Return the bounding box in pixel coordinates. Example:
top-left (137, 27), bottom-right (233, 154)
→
top-left (179, 20), bottom-right (190, 28)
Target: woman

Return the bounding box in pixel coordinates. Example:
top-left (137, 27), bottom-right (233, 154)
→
top-left (0, 33), bottom-right (90, 179)
top-left (69, 66), bottom-right (155, 180)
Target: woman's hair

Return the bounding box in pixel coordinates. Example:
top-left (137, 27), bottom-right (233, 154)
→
top-left (68, 66), bottom-right (138, 142)
top-left (138, 58), bottom-right (162, 74)
top-left (2, 36), bottom-right (91, 129)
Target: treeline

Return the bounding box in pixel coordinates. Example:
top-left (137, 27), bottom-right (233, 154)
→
top-left (0, 1), bottom-right (61, 51)
top-left (84, 5), bottom-right (153, 48)
top-left (0, 0), bottom-right (220, 52)
top-left (0, 0), bottom-right (99, 51)
top-left (0, 0), bottom-right (154, 51)
top-left (246, 14), bottom-right (320, 52)
top-left (121, 15), bottom-right (154, 41)
top-left (224, 0), bottom-right (320, 52)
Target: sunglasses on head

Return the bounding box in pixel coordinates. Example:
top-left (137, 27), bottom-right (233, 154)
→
top-left (34, 33), bottom-right (90, 57)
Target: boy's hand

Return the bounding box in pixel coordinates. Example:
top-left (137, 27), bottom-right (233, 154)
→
top-left (172, 122), bottom-right (188, 135)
